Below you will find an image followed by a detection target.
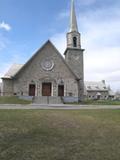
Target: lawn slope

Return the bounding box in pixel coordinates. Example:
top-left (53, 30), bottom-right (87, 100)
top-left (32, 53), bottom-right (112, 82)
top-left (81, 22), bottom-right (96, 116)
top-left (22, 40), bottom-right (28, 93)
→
top-left (0, 110), bottom-right (120, 160)
top-left (0, 96), bottom-right (31, 104)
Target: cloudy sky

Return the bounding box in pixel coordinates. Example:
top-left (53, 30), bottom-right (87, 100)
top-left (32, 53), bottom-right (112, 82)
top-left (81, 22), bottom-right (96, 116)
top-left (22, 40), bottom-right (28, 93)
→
top-left (0, 0), bottom-right (120, 91)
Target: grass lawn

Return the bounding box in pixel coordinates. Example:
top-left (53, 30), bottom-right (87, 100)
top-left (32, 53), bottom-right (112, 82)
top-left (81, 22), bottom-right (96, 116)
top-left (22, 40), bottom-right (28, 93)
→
top-left (82, 99), bottom-right (120, 105)
top-left (0, 96), bottom-right (31, 104)
top-left (0, 110), bottom-right (120, 160)
top-left (0, 96), bottom-right (120, 105)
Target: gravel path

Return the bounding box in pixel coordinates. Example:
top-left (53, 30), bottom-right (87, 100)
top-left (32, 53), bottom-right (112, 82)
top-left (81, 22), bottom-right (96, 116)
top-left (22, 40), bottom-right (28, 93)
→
top-left (0, 104), bottom-right (120, 109)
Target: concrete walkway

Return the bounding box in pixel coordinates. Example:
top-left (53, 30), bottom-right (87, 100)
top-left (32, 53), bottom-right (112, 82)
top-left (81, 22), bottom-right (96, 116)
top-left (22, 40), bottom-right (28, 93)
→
top-left (0, 104), bottom-right (120, 109)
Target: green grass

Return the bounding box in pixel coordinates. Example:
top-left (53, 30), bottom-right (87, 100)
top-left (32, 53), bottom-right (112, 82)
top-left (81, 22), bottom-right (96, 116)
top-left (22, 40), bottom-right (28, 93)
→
top-left (0, 110), bottom-right (120, 160)
top-left (83, 99), bottom-right (120, 105)
top-left (65, 100), bottom-right (120, 105)
top-left (0, 96), bottom-right (31, 104)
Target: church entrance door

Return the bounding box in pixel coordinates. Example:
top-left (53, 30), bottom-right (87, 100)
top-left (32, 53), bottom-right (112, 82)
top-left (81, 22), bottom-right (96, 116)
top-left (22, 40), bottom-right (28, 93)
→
top-left (58, 85), bottom-right (64, 96)
top-left (29, 84), bottom-right (36, 96)
top-left (42, 83), bottom-right (52, 96)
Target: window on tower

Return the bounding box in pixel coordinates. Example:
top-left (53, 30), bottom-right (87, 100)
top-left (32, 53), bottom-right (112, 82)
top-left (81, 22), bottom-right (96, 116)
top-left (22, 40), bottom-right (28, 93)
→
top-left (73, 37), bottom-right (77, 47)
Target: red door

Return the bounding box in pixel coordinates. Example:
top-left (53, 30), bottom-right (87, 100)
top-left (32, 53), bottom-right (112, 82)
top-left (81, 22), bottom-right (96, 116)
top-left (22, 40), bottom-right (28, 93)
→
top-left (42, 83), bottom-right (51, 96)
top-left (29, 84), bottom-right (36, 96)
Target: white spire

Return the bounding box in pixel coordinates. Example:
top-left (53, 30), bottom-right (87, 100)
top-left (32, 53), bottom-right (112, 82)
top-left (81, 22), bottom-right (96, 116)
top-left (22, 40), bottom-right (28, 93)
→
top-left (70, 0), bottom-right (78, 32)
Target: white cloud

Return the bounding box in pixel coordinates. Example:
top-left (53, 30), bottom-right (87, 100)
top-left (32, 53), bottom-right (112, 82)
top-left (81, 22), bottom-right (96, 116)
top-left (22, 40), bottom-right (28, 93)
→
top-left (77, 0), bottom-right (96, 6)
top-left (0, 21), bottom-right (11, 31)
top-left (0, 40), bottom-right (6, 51)
top-left (51, 2), bottom-right (120, 91)
top-left (51, 32), bottom-right (66, 54)
top-left (58, 11), bottom-right (69, 19)
top-left (0, 34), bottom-right (10, 51)
top-left (0, 22), bottom-right (12, 51)
top-left (79, 7), bottom-right (120, 91)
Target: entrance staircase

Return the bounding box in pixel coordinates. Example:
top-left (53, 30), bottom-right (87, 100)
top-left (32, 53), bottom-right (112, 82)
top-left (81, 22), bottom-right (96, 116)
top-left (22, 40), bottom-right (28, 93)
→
top-left (33, 96), bottom-right (63, 104)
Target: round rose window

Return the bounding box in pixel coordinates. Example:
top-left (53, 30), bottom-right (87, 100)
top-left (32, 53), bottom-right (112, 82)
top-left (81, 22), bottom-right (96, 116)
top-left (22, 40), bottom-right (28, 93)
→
top-left (41, 59), bottom-right (54, 71)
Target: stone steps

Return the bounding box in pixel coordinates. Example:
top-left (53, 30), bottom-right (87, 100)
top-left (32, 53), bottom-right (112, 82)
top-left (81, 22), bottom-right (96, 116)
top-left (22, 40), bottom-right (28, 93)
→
top-left (33, 96), bottom-right (63, 104)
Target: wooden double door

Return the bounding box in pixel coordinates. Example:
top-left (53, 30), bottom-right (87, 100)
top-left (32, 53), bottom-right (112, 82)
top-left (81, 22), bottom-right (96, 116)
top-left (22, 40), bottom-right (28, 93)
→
top-left (29, 83), bottom-right (64, 97)
top-left (42, 83), bottom-right (52, 96)
top-left (29, 83), bottom-right (52, 97)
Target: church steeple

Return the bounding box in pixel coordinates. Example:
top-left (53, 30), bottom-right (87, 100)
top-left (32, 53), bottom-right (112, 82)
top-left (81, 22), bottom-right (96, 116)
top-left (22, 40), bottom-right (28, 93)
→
top-left (64, 0), bottom-right (84, 100)
top-left (70, 0), bottom-right (78, 32)
top-left (66, 0), bottom-right (81, 49)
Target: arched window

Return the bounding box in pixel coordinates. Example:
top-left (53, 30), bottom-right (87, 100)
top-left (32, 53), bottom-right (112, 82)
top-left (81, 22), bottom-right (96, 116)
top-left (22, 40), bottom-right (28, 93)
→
top-left (73, 37), bottom-right (77, 47)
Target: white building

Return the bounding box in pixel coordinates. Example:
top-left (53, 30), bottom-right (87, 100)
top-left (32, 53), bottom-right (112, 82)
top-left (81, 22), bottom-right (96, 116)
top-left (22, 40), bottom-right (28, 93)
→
top-left (84, 80), bottom-right (115, 100)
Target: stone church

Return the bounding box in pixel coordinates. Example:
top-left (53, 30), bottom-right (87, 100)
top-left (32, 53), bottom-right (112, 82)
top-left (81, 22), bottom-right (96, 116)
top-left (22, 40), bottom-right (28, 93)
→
top-left (2, 0), bottom-right (84, 103)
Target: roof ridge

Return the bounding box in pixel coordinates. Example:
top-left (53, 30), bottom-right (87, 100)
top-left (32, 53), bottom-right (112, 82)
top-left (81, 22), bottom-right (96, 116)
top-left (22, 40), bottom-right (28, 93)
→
top-left (13, 40), bottom-right (79, 80)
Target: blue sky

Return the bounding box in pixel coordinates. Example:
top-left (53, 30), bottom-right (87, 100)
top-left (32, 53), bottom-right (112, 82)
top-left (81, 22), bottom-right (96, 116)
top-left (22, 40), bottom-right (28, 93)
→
top-left (0, 0), bottom-right (120, 91)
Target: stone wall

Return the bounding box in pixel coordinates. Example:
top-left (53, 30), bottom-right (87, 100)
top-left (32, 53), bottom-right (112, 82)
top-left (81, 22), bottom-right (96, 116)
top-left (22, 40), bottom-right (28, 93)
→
top-left (65, 48), bottom-right (84, 100)
top-left (13, 42), bottom-right (78, 97)
top-left (2, 79), bottom-right (13, 96)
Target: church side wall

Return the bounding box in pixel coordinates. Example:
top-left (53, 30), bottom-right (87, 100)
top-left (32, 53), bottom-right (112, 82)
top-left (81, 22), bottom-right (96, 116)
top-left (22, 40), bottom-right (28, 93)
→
top-left (2, 79), bottom-right (13, 96)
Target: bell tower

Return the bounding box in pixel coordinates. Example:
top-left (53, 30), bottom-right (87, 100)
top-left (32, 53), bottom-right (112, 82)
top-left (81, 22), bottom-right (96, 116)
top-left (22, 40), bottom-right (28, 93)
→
top-left (64, 0), bottom-right (84, 100)
top-left (67, 0), bottom-right (81, 49)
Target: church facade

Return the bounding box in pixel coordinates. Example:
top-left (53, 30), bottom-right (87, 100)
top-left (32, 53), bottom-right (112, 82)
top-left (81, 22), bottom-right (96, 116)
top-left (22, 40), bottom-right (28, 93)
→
top-left (1, 0), bottom-right (84, 102)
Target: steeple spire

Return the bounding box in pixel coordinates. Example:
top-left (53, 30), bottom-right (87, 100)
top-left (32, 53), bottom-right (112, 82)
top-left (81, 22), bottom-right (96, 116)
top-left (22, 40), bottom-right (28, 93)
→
top-left (66, 0), bottom-right (81, 49)
top-left (70, 0), bottom-right (78, 32)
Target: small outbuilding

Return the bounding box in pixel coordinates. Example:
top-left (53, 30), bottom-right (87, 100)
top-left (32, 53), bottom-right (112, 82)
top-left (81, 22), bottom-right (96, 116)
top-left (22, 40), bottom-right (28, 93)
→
top-left (84, 80), bottom-right (114, 100)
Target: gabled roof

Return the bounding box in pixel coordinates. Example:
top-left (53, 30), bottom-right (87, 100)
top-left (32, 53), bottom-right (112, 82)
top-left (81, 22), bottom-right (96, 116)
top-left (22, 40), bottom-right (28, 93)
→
top-left (85, 81), bottom-right (108, 91)
top-left (3, 40), bottom-right (79, 80)
top-left (2, 64), bottom-right (23, 79)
